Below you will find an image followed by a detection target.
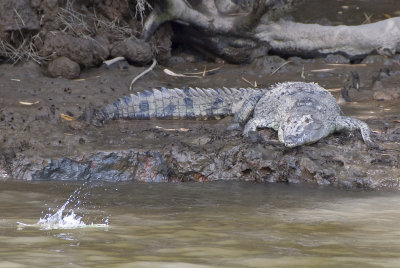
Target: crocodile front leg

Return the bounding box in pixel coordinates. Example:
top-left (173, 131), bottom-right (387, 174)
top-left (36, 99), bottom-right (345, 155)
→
top-left (243, 117), bottom-right (276, 137)
top-left (227, 92), bottom-right (264, 131)
top-left (335, 116), bottom-right (377, 148)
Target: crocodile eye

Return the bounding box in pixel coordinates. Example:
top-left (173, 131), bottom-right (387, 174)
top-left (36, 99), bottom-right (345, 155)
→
top-left (304, 118), bottom-right (310, 123)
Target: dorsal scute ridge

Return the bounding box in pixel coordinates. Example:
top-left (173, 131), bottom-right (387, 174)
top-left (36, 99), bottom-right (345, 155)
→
top-left (203, 88), bottom-right (214, 97)
top-left (208, 88), bottom-right (218, 96)
top-left (153, 88), bottom-right (162, 97)
top-left (144, 89), bottom-right (153, 96)
top-left (126, 87), bottom-right (265, 106)
top-left (189, 87), bottom-right (200, 97)
top-left (228, 88), bottom-right (237, 95)
top-left (174, 88), bottom-right (186, 98)
top-left (195, 87), bottom-right (207, 98)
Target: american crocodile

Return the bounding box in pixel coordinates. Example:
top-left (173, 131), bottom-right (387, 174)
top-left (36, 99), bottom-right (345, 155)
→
top-left (93, 82), bottom-right (376, 148)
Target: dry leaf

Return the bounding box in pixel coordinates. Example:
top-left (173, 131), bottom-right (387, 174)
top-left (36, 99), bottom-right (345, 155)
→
top-left (60, 113), bottom-right (75, 121)
top-left (327, 88), bottom-right (342, 92)
top-left (19, 101), bottom-right (39, 105)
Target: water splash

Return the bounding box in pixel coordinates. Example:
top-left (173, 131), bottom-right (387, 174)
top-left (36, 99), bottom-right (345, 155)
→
top-left (18, 183), bottom-right (109, 230)
top-left (37, 201), bottom-right (92, 230)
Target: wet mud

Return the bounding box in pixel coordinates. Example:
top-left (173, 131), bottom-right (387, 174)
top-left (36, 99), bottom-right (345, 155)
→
top-left (1, 55), bottom-right (400, 189)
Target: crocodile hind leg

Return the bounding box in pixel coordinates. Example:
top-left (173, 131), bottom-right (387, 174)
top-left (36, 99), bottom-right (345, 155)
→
top-left (227, 92), bottom-right (264, 131)
top-left (335, 116), bottom-right (377, 148)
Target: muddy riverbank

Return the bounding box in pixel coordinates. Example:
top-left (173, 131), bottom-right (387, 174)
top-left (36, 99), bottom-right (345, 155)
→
top-left (1, 56), bottom-right (400, 189)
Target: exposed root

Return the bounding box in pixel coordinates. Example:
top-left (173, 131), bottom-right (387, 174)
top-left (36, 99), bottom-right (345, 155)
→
top-left (134, 0), bottom-right (153, 25)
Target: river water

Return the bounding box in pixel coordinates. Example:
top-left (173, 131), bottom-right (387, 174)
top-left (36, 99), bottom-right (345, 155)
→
top-left (1, 181), bottom-right (400, 267)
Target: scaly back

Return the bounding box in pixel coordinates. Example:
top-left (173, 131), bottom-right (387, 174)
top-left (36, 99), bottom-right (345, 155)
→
top-left (99, 87), bottom-right (265, 121)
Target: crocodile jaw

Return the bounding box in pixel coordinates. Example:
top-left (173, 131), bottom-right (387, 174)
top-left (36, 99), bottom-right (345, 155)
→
top-left (278, 114), bottom-right (329, 148)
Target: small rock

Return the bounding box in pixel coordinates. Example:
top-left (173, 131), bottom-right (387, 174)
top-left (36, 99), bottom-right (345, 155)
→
top-left (41, 31), bottom-right (105, 67)
top-left (68, 120), bottom-right (88, 130)
top-left (373, 90), bottom-right (398, 101)
top-left (111, 38), bottom-right (153, 65)
top-left (252, 55), bottom-right (292, 74)
top-left (48, 57), bottom-right (80, 79)
top-left (288, 56), bottom-right (314, 65)
top-left (371, 80), bottom-right (384, 91)
top-left (300, 157), bottom-right (319, 174)
top-left (324, 54), bottom-right (350, 64)
top-left (190, 136), bottom-right (212, 146)
top-left (372, 80), bottom-right (400, 101)
top-left (167, 56), bottom-right (185, 65)
top-left (362, 55), bottom-right (394, 66)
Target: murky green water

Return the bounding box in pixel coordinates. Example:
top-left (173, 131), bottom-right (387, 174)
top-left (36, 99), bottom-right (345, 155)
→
top-left (1, 181), bottom-right (400, 267)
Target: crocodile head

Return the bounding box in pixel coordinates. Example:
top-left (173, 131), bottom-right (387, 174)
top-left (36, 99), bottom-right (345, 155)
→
top-left (278, 113), bottom-right (330, 148)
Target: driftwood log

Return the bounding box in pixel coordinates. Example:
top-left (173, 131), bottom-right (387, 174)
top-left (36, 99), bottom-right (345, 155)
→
top-left (141, 0), bottom-right (400, 62)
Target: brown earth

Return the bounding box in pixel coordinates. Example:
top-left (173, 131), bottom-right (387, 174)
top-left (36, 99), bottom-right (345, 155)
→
top-left (1, 0), bottom-right (400, 189)
top-left (1, 54), bottom-right (400, 189)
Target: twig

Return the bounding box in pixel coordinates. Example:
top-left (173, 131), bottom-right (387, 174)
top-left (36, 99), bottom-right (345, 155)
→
top-left (327, 63), bottom-right (367, 67)
top-left (362, 12), bottom-right (373, 24)
top-left (14, 8), bottom-right (25, 27)
top-left (103, 56), bottom-right (125, 67)
top-left (163, 69), bottom-right (202, 78)
top-left (241, 77), bottom-right (257, 87)
top-left (271, 61), bottom-right (291, 75)
top-left (129, 58), bottom-right (157, 91)
top-left (184, 66), bottom-right (221, 75)
top-left (310, 68), bottom-right (336, 72)
top-left (227, 12), bottom-right (250, 16)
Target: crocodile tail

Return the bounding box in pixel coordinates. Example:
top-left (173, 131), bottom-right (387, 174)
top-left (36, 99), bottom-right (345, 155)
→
top-left (98, 87), bottom-right (262, 121)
